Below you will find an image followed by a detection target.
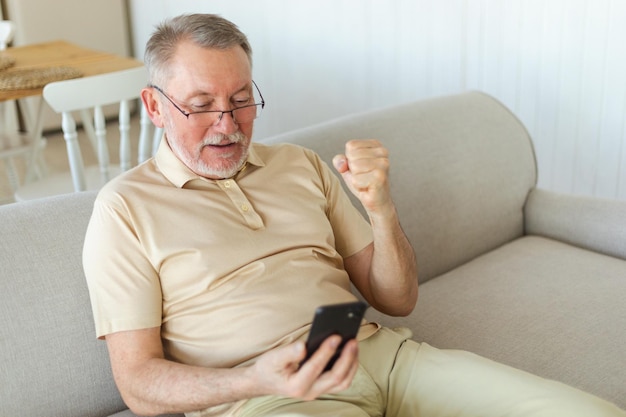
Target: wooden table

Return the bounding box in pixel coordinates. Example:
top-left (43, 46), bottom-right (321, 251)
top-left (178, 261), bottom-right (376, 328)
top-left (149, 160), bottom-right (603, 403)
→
top-left (0, 40), bottom-right (143, 184)
top-left (0, 40), bottom-right (143, 101)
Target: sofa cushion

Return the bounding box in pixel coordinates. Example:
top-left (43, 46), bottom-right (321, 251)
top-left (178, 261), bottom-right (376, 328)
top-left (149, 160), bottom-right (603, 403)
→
top-left (0, 191), bottom-right (129, 417)
top-left (366, 235), bottom-right (626, 408)
top-left (263, 92), bottom-right (537, 282)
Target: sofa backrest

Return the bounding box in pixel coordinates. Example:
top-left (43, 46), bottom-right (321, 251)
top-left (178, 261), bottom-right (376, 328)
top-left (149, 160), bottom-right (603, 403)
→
top-left (0, 191), bottom-right (126, 416)
top-left (263, 91), bottom-right (537, 282)
top-left (0, 92), bottom-right (536, 416)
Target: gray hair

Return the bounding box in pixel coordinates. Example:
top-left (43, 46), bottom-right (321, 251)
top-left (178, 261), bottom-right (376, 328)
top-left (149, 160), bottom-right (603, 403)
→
top-left (144, 13), bottom-right (252, 85)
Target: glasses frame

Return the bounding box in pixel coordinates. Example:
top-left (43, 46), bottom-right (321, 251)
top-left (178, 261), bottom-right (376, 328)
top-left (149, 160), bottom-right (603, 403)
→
top-left (150, 80), bottom-right (265, 125)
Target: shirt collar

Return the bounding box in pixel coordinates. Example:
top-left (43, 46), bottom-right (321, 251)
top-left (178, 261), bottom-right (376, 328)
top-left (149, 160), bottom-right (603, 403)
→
top-left (154, 134), bottom-right (265, 188)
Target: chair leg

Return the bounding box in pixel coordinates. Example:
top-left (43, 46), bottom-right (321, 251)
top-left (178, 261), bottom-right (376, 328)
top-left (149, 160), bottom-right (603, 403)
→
top-left (3, 157), bottom-right (20, 192)
top-left (35, 140), bottom-right (48, 178)
top-left (16, 98), bottom-right (49, 184)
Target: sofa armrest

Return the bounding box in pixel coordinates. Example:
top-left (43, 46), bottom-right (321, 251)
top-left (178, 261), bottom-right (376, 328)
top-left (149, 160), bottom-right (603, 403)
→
top-left (524, 188), bottom-right (626, 261)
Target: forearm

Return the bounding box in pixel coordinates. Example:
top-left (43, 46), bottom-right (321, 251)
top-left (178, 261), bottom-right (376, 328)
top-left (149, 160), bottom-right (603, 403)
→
top-left (113, 333), bottom-right (358, 416)
top-left (106, 328), bottom-right (264, 416)
top-left (367, 206), bottom-right (418, 316)
top-left (114, 356), bottom-right (259, 416)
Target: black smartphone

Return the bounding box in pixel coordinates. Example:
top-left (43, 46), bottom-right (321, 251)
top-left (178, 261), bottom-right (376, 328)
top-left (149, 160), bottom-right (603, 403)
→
top-left (301, 301), bottom-right (368, 372)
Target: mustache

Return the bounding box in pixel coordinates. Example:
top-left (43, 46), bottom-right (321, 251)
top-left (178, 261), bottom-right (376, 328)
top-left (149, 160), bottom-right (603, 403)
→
top-left (200, 131), bottom-right (247, 146)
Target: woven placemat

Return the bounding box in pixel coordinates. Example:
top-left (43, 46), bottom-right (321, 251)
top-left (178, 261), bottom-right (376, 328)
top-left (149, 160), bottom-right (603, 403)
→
top-left (0, 55), bottom-right (15, 71)
top-left (0, 66), bottom-right (82, 90)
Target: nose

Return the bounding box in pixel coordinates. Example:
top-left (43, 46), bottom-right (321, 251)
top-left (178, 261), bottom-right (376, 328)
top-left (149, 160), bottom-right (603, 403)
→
top-left (213, 110), bottom-right (238, 135)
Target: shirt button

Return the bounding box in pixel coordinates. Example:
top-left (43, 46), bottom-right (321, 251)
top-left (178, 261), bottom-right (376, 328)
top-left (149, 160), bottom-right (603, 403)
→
top-left (241, 204), bottom-right (249, 212)
top-left (224, 181), bottom-right (231, 188)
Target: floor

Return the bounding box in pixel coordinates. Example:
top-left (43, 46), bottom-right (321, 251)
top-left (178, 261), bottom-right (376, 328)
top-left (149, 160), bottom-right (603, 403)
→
top-left (0, 114), bottom-right (142, 205)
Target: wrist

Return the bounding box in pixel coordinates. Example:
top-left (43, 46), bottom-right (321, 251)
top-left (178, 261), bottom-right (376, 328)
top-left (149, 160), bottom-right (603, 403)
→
top-left (241, 363), bottom-right (267, 398)
top-left (367, 203), bottom-right (399, 227)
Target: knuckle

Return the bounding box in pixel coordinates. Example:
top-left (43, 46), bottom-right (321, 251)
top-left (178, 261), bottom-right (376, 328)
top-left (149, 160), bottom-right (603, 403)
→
top-left (326, 371), bottom-right (345, 387)
top-left (373, 169), bottom-right (386, 182)
top-left (345, 139), bottom-right (359, 151)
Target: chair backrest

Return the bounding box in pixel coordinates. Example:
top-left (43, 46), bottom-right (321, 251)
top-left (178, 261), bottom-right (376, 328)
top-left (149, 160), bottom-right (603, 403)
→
top-left (42, 66), bottom-right (159, 192)
top-left (0, 19), bottom-right (28, 196)
top-left (0, 20), bottom-right (17, 134)
top-left (0, 20), bottom-right (15, 50)
top-left (0, 20), bottom-right (17, 132)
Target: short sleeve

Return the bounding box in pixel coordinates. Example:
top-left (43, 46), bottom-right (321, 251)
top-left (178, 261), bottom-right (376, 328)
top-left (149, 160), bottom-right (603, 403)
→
top-left (82, 193), bottom-right (162, 338)
top-left (308, 149), bottom-right (373, 257)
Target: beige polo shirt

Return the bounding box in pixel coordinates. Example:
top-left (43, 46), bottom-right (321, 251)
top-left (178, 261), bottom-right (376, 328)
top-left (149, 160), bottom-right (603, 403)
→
top-left (83, 138), bottom-right (374, 369)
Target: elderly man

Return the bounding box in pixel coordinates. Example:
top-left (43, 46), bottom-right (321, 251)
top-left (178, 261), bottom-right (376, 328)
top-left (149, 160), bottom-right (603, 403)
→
top-left (83, 13), bottom-right (625, 417)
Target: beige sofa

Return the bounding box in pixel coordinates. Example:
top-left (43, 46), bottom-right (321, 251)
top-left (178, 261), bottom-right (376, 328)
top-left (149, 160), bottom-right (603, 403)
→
top-left (1, 91), bottom-right (624, 416)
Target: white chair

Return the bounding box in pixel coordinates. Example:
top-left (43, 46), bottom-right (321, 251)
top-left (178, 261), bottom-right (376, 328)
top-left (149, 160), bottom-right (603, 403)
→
top-left (14, 66), bottom-right (160, 201)
top-left (0, 20), bottom-right (46, 198)
top-left (0, 20), bottom-right (15, 50)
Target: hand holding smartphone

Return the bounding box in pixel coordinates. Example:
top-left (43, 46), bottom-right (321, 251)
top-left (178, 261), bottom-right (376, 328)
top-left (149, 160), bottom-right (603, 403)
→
top-left (301, 301), bottom-right (368, 372)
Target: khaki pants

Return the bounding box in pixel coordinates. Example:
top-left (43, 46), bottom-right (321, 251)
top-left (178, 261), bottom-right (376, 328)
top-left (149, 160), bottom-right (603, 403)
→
top-left (239, 327), bottom-right (625, 417)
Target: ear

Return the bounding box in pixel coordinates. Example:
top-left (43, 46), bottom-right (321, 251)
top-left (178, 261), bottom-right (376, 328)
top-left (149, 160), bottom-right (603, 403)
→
top-left (141, 87), bottom-right (165, 128)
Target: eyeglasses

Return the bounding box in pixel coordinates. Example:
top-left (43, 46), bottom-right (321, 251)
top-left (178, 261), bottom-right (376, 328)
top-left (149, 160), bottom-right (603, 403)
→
top-left (150, 80), bottom-right (265, 126)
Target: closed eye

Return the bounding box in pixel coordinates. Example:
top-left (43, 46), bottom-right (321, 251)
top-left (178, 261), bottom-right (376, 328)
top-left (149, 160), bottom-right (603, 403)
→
top-left (190, 101), bottom-right (213, 110)
top-left (233, 97), bottom-right (252, 107)
top-left (187, 91), bottom-right (252, 111)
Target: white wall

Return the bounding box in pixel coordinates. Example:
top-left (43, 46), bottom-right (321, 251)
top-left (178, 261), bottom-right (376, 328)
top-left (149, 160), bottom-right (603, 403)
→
top-left (128, 0), bottom-right (626, 201)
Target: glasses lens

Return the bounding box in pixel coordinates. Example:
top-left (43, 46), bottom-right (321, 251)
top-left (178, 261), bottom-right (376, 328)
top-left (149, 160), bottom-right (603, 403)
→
top-left (186, 104), bottom-right (261, 126)
top-left (184, 82), bottom-right (264, 127)
top-left (233, 104), bottom-right (262, 123)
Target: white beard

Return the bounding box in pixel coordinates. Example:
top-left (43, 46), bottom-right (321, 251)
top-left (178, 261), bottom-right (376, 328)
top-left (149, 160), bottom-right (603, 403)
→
top-left (166, 122), bottom-right (250, 179)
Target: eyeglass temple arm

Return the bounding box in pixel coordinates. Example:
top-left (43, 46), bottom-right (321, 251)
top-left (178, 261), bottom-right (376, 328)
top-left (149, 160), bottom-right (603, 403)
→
top-left (252, 80), bottom-right (265, 108)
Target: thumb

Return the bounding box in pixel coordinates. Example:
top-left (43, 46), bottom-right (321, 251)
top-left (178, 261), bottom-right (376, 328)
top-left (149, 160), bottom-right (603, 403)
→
top-left (332, 154), bottom-right (349, 174)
